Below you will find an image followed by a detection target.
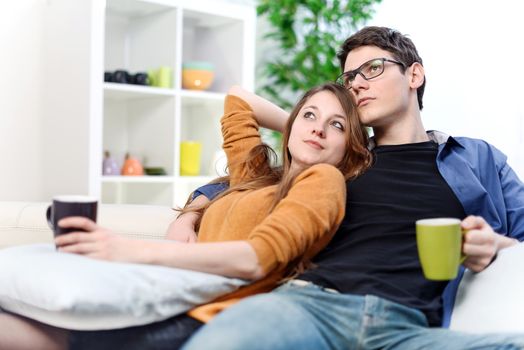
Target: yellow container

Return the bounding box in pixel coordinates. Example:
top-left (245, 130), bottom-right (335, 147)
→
top-left (180, 141), bottom-right (202, 176)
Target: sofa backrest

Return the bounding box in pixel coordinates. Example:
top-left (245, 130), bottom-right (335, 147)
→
top-left (0, 202), bottom-right (178, 249)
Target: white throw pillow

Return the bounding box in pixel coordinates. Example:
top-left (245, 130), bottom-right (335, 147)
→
top-left (0, 244), bottom-right (247, 330)
top-left (450, 243), bottom-right (524, 333)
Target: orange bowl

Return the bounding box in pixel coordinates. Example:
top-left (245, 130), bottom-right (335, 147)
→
top-left (182, 62), bottom-right (214, 90)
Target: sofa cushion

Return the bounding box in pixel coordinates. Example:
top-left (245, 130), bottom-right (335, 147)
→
top-left (0, 244), bottom-right (247, 330)
top-left (449, 243), bottom-right (524, 333)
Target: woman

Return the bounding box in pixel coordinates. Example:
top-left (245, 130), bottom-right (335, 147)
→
top-left (0, 83), bottom-right (371, 349)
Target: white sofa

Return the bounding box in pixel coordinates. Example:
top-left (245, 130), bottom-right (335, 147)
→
top-left (1, 201), bottom-right (523, 333)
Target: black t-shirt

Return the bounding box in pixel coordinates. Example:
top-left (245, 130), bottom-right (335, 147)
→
top-left (299, 141), bottom-right (466, 326)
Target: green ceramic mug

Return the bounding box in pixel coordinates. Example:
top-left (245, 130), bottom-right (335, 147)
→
top-left (416, 218), bottom-right (466, 280)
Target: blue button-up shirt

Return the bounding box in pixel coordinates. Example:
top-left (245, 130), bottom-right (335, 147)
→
top-left (193, 131), bottom-right (524, 327)
top-left (427, 131), bottom-right (524, 326)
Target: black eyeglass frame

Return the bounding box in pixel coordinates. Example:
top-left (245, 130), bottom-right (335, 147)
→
top-left (335, 57), bottom-right (406, 90)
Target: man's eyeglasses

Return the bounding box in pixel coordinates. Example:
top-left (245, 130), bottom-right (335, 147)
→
top-left (335, 57), bottom-right (405, 90)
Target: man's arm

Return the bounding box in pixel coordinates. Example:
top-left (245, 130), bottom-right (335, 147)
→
top-left (461, 149), bottom-right (524, 271)
top-left (498, 161), bottom-right (524, 241)
top-left (192, 182), bottom-right (229, 201)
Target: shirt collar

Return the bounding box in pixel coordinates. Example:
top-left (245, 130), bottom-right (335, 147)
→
top-left (368, 130), bottom-right (465, 150)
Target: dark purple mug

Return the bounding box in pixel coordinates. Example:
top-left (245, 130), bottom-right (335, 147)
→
top-left (46, 195), bottom-right (98, 237)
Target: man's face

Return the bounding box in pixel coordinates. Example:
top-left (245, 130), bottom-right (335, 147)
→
top-left (344, 45), bottom-right (411, 128)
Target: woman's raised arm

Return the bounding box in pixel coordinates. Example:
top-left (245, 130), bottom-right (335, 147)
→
top-left (227, 85), bottom-right (288, 133)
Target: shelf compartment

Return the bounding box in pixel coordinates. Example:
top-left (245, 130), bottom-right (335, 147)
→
top-left (179, 98), bottom-right (223, 177)
top-left (181, 10), bottom-right (244, 93)
top-left (105, 0), bottom-right (177, 80)
top-left (103, 97), bottom-right (175, 176)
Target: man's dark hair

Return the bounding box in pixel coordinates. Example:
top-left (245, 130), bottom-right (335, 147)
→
top-left (338, 26), bottom-right (426, 110)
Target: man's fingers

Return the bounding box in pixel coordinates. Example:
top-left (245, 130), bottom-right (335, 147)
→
top-left (464, 228), bottom-right (497, 248)
top-left (463, 229), bottom-right (487, 244)
top-left (461, 215), bottom-right (487, 230)
top-left (462, 241), bottom-right (492, 256)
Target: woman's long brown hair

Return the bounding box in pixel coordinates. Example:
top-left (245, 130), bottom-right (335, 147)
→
top-left (179, 83), bottom-right (371, 231)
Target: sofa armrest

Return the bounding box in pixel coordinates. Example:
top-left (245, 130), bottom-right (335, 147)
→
top-left (449, 243), bottom-right (524, 333)
top-left (0, 202), bottom-right (178, 249)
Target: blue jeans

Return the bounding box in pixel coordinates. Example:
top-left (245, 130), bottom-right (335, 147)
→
top-left (182, 281), bottom-right (524, 350)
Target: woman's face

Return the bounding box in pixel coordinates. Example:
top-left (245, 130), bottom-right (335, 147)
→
top-left (287, 91), bottom-right (348, 172)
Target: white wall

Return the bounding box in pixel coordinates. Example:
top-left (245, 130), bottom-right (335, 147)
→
top-left (41, 0), bottom-right (103, 200)
top-left (0, 1), bottom-right (47, 200)
top-left (369, 0), bottom-right (524, 177)
top-left (0, 1), bottom-right (103, 201)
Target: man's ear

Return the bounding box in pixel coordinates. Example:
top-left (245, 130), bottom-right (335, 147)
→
top-left (408, 62), bottom-right (425, 89)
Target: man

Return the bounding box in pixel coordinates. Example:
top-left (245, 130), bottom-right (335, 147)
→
top-left (180, 26), bottom-right (524, 349)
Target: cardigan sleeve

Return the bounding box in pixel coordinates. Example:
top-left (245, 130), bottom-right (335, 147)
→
top-left (247, 163), bottom-right (346, 273)
top-left (221, 95), bottom-right (263, 186)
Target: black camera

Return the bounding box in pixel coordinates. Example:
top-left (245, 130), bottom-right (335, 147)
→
top-left (104, 70), bottom-right (149, 86)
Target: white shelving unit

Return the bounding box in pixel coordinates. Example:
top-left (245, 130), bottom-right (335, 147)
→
top-left (99, 0), bottom-right (255, 208)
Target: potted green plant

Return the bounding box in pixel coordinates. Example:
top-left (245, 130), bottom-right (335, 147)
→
top-left (256, 0), bottom-right (382, 109)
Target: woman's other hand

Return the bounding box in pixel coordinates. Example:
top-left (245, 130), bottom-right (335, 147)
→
top-left (165, 213), bottom-right (198, 243)
top-left (165, 194), bottom-right (210, 243)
